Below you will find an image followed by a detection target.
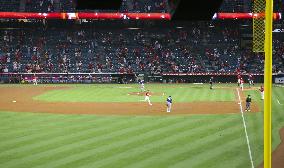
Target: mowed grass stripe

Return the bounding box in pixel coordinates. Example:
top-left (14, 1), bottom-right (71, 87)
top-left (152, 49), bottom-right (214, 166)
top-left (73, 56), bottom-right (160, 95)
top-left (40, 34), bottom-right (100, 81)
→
top-left (174, 140), bottom-right (250, 168)
top-left (0, 114), bottom-right (113, 137)
top-left (1, 117), bottom-right (182, 168)
top-left (30, 117), bottom-right (213, 168)
top-left (119, 118), bottom-right (244, 168)
top-left (245, 113), bottom-right (263, 162)
top-left (229, 132), bottom-right (266, 168)
top-left (0, 112), bottom-right (63, 128)
top-left (0, 116), bottom-right (117, 154)
top-left (159, 125), bottom-right (250, 168)
top-left (178, 88), bottom-right (188, 102)
top-left (273, 90), bottom-right (284, 121)
top-left (0, 114), bottom-right (95, 140)
top-left (169, 126), bottom-right (255, 168)
top-left (188, 88), bottom-right (198, 101)
top-left (0, 117), bottom-right (137, 166)
top-left (169, 123), bottom-right (264, 167)
top-left (196, 147), bottom-right (250, 168)
top-left (0, 116), bottom-right (174, 161)
top-left (78, 116), bottom-right (242, 168)
top-left (0, 112), bottom-right (45, 125)
top-left (0, 115), bottom-right (156, 156)
top-left (59, 117), bottom-right (237, 168)
top-left (274, 87), bottom-right (284, 102)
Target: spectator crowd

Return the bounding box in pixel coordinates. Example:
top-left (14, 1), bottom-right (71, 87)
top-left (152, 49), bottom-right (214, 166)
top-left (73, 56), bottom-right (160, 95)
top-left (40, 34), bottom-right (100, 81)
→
top-left (0, 21), bottom-right (283, 75)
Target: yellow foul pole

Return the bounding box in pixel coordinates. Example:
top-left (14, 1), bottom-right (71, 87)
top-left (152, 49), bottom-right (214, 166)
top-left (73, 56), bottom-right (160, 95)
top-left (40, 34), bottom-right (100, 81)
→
top-left (264, 0), bottom-right (273, 167)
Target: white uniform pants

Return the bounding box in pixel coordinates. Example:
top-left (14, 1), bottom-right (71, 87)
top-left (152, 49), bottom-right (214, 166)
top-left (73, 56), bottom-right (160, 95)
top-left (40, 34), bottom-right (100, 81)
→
top-left (145, 96), bottom-right (152, 105)
top-left (249, 80), bottom-right (253, 85)
top-left (240, 83), bottom-right (243, 90)
top-left (261, 92), bottom-right (264, 100)
top-left (33, 79), bottom-right (37, 85)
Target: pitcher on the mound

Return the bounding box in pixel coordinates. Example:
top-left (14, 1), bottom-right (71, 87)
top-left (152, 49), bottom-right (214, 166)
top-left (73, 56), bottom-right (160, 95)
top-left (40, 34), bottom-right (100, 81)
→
top-left (144, 90), bottom-right (152, 106)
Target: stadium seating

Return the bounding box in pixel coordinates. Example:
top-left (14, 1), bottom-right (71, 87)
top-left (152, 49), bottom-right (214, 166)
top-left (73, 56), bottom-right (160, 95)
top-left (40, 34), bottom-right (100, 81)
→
top-left (1, 21), bottom-right (283, 74)
top-left (23, 0), bottom-right (168, 12)
top-left (0, 0), bottom-right (20, 12)
top-left (218, 0), bottom-right (283, 12)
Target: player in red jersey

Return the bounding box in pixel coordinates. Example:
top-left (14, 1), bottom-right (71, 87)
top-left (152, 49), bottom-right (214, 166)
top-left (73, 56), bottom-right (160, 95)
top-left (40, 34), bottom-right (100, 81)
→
top-left (144, 90), bottom-right (152, 106)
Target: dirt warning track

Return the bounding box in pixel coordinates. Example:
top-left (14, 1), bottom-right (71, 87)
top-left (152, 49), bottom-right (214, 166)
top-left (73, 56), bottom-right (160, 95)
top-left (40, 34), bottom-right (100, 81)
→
top-left (258, 127), bottom-right (284, 168)
top-left (0, 86), bottom-right (259, 115)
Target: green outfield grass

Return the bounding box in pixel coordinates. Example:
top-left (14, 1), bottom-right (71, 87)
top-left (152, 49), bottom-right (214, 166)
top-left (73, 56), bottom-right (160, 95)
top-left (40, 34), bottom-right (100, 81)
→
top-left (33, 84), bottom-right (235, 102)
top-left (0, 84), bottom-right (283, 168)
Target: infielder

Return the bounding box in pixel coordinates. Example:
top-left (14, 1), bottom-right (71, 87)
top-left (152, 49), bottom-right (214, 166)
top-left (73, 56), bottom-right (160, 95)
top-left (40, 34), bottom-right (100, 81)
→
top-left (259, 85), bottom-right (264, 100)
top-left (209, 77), bottom-right (213, 90)
top-left (140, 82), bottom-right (145, 92)
top-left (240, 78), bottom-right (244, 91)
top-left (237, 74), bottom-right (241, 86)
top-left (166, 96), bottom-right (172, 113)
top-left (33, 74), bottom-right (38, 85)
top-left (245, 95), bottom-right (252, 112)
top-left (248, 74), bottom-right (254, 88)
top-left (144, 90), bottom-right (152, 106)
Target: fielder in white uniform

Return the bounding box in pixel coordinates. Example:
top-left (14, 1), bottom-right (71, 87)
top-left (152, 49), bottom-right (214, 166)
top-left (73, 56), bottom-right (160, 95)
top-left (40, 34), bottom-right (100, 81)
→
top-left (145, 90), bottom-right (152, 106)
top-left (259, 86), bottom-right (264, 100)
top-left (166, 96), bottom-right (172, 113)
top-left (240, 78), bottom-right (244, 91)
top-left (140, 82), bottom-right (145, 92)
top-left (248, 74), bottom-right (254, 88)
top-left (33, 75), bottom-right (38, 85)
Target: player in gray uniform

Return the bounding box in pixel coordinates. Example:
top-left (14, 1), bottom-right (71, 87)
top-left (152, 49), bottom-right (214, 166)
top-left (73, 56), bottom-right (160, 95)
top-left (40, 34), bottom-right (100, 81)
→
top-left (209, 77), bottom-right (213, 89)
top-left (166, 96), bottom-right (172, 113)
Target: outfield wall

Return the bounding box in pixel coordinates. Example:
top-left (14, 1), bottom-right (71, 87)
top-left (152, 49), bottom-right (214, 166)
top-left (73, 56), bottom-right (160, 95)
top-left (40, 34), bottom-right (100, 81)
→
top-left (0, 72), bottom-right (283, 84)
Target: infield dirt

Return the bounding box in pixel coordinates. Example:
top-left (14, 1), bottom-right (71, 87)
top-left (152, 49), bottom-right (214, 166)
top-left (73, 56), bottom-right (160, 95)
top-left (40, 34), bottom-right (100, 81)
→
top-left (0, 86), bottom-right (259, 115)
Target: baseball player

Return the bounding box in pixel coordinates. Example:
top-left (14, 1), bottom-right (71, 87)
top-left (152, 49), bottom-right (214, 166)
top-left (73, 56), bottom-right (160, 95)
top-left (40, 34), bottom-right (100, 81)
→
top-left (245, 95), bottom-right (252, 112)
top-left (209, 77), bottom-right (213, 90)
top-left (140, 82), bottom-right (145, 92)
top-left (237, 74), bottom-right (241, 86)
top-left (259, 85), bottom-right (264, 100)
top-left (166, 96), bottom-right (172, 113)
top-left (248, 74), bottom-right (254, 88)
top-left (33, 74), bottom-right (38, 85)
top-left (240, 78), bottom-right (244, 91)
top-left (144, 90), bottom-right (152, 106)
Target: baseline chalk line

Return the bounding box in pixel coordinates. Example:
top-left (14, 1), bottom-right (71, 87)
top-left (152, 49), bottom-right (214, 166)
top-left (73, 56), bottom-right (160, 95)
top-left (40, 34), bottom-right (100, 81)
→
top-left (236, 88), bottom-right (255, 168)
top-left (277, 99), bottom-right (284, 105)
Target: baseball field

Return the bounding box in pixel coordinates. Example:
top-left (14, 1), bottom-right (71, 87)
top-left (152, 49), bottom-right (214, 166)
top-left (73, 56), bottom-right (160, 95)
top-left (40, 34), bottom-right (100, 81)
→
top-left (0, 84), bottom-right (283, 168)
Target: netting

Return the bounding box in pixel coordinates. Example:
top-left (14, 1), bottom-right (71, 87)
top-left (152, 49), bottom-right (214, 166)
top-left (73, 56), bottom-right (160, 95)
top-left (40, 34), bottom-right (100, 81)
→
top-left (253, 0), bottom-right (266, 52)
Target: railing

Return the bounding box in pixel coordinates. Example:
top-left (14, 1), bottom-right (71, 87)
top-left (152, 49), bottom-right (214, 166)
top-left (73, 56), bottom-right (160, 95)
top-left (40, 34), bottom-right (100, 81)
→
top-left (0, 12), bottom-right (281, 20)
